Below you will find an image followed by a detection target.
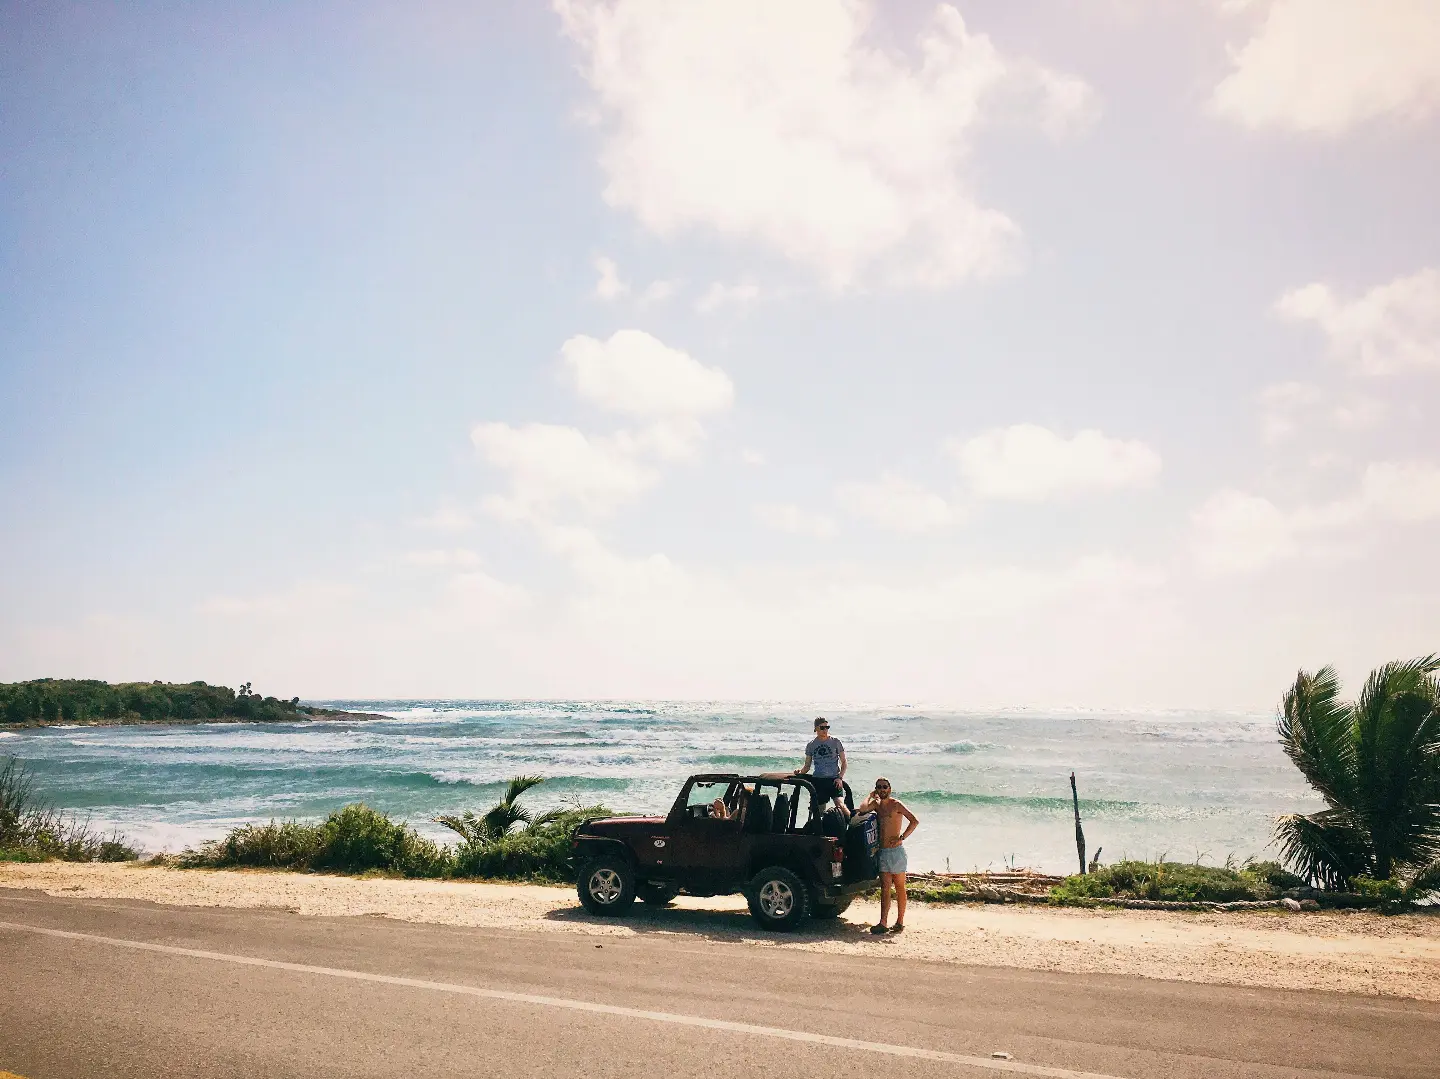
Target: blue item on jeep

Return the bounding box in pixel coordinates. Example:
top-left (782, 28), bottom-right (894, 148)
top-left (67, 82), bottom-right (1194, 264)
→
top-left (844, 811), bottom-right (880, 882)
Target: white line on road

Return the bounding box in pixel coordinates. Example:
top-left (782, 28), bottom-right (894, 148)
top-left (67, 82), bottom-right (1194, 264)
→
top-left (0, 919), bottom-right (1125, 1079)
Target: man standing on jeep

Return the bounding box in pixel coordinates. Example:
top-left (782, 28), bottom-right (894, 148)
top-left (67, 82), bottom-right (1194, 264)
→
top-left (857, 777), bottom-right (918, 934)
top-left (795, 717), bottom-right (848, 818)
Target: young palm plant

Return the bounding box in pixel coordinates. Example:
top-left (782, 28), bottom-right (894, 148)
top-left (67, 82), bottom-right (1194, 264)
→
top-left (1274, 656), bottom-right (1440, 891)
top-left (434, 774), bottom-right (546, 845)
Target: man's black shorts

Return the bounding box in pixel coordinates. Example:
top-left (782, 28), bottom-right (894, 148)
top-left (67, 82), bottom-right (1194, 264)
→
top-left (813, 777), bottom-right (844, 802)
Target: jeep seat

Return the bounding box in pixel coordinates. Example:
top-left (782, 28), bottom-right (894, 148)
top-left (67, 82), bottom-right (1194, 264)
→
top-left (770, 791), bottom-right (790, 833)
top-left (744, 792), bottom-right (773, 833)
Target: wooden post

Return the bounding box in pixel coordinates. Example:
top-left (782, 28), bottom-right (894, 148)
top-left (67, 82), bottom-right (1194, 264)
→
top-left (1070, 771), bottom-right (1087, 875)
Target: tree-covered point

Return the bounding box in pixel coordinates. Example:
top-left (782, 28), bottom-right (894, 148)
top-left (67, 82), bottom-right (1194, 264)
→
top-left (0, 678), bottom-right (311, 727)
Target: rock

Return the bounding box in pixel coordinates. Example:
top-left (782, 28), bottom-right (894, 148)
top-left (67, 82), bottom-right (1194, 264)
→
top-left (1282, 897), bottom-right (1302, 911)
top-left (1299, 899), bottom-right (1320, 911)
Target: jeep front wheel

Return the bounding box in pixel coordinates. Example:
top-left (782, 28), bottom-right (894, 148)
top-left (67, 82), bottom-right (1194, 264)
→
top-left (577, 856), bottom-right (636, 915)
top-left (746, 866), bottom-right (811, 931)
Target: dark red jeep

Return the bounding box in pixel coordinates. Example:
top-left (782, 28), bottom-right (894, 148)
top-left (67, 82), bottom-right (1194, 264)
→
top-left (572, 772), bottom-right (880, 930)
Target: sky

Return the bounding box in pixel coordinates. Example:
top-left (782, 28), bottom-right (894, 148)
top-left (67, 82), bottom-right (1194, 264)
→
top-left (2, 0), bottom-right (1438, 708)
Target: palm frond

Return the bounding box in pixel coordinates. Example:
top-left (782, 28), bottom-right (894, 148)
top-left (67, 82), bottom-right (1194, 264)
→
top-left (1277, 666), bottom-right (1358, 811)
top-left (502, 775), bottom-right (545, 804)
top-left (1404, 860), bottom-right (1440, 903)
top-left (1274, 810), bottom-right (1372, 889)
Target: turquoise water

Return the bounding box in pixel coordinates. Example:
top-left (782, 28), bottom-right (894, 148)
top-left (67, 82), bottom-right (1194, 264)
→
top-left (0, 702), bottom-right (1320, 873)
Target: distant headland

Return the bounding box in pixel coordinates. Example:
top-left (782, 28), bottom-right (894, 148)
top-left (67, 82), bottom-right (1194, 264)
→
top-left (0, 679), bottom-right (386, 728)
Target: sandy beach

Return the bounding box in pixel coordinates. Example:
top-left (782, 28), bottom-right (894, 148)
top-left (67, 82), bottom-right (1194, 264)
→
top-left (4, 860), bottom-right (1436, 1003)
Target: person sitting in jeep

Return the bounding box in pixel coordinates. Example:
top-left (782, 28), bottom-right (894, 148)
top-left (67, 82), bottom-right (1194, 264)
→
top-left (795, 717), bottom-right (848, 819)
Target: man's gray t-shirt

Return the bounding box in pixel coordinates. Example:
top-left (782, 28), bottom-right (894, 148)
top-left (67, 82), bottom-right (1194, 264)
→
top-left (805, 736), bottom-right (844, 778)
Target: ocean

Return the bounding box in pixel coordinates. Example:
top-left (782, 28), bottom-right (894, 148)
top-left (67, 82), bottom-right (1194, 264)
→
top-left (1, 701), bottom-right (1321, 874)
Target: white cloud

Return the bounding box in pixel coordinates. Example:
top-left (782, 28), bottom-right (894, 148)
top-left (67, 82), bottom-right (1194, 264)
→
top-left (1211, 0), bottom-right (1440, 134)
top-left (560, 330), bottom-right (735, 417)
top-left (949, 424), bottom-right (1162, 502)
top-left (1192, 490), bottom-right (1298, 573)
top-left (753, 502), bottom-right (838, 539)
top-left (696, 281), bottom-right (762, 314)
top-left (638, 279), bottom-right (676, 305)
top-left (1274, 269), bottom-right (1440, 375)
top-left (740, 448), bottom-right (765, 466)
top-left (835, 474), bottom-right (955, 532)
top-left (1209, 0), bottom-right (1440, 133)
top-left (555, 0), bottom-right (1095, 288)
top-left (593, 255), bottom-right (629, 300)
top-left (1257, 381), bottom-right (1385, 442)
top-left (1193, 460), bottom-right (1440, 572)
top-left (1359, 461), bottom-right (1440, 522)
top-left (472, 422), bottom-right (659, 520)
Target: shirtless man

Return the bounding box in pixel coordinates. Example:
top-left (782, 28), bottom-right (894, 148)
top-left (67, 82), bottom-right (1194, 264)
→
top-left (856, 777), bottom-right (918, 934)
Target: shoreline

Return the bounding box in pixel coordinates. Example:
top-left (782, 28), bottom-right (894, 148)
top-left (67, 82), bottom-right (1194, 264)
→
top-left (0, 708), bottom-right (389, 731)
top-left (3, 861), bottom-right (1437, 1002)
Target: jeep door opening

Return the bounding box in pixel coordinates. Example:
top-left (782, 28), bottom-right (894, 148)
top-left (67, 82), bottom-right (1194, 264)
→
top-left (572, 772), bottom-right (881, 931)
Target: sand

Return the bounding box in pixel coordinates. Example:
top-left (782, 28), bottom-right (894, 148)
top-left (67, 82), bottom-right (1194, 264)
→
top-left (4, 861), bottom-right (1437, 1001)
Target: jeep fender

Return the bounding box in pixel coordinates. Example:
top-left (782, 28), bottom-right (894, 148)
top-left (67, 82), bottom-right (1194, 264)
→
top-left (573, 836), bottom-right (636, 868)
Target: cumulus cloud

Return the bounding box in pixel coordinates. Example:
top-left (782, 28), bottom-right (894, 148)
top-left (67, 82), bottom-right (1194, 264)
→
top-left (1257, 381), bottom-right (1385, 442)
top-left (1193, 460), bottom-right (1440, 573)
top-left (1211, 0), bottom-right (1440, 134)
top-left (555, 0), bottom-right (1095, 288)
top-left (1274, 269), bottom-right (1440, 375)
top-left (593, 255), bottom-right (629, 300)
top-left (835, 474), bottom-right (955, 532)
top-left (753, 503), bottom-right (838, 539)
top-left (472, 422), bottom-right (659, 520)
top-left (561, 330), bottom-right (735, 417)
top-left (477, 332), bottom-right (734, 523)
top-left (948, 424), bottom-right (1162, 502)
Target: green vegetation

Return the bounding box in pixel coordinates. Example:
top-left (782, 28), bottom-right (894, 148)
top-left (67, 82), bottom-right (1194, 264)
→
top-left (178, 775), bottom-right (609, 884)
top-left (1274, 656), bottom-right (1440, 903)
top-left (0, 678), bottom-right (310, 727)
top-left (177, 804), bottom-right (450, 877)
top-left (1049, 860), bottom-right (1302, 904)
top-left (0, 756), bottom-right (138, 862)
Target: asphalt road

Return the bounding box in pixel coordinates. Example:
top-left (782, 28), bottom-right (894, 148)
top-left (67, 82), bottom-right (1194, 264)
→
top-left (1, 888), bottom-right (1434, 1079)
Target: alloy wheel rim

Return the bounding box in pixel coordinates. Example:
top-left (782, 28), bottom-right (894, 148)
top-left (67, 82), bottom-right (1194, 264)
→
top-left (590, 868), bottom-right (623, 904)
top-left (758, 879), bottom-right (794, 918)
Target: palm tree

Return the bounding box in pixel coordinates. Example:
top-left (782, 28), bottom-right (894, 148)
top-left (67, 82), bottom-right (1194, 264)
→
top-left (434, 775), bottom-right (547, 845)
top-left (1274, 656), bottom-right (1440, 890)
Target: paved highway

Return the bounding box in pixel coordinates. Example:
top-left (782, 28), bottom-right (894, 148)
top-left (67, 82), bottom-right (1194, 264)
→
top-left (1, 888), bottom-right (1433, 1079)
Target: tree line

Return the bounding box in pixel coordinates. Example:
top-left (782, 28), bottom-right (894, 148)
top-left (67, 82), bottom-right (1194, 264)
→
top-left (0, 678), bottom-right (303, 727)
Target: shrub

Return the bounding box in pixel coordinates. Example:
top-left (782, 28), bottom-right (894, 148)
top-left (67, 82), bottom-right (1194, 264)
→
top-left (179, 804), bottom-right (451, 878)
top-left (1050, 860), bottom-right (1274, 904)
top-left (451, 808), bottom-right (599, 883)
top-left (1239, 860), bottom-right (1306, 892)
top-left (0, 755), bottom-right (138, 862)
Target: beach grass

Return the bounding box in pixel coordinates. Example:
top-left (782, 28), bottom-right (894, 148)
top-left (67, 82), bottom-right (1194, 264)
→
top-left (0, 755), bottom-right (138, 863)
top-left (1048, 859), bottom-right (1303, 904)
top-left (175, 801), bottom-right (596, 883)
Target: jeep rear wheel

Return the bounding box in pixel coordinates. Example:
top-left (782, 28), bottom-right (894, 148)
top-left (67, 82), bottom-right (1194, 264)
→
top-left (577, 856), bottom-right (636, 915)
top-left (637, 882), bottom-right (680, 906)
top-left (746, 866), bottom-right (811, 931)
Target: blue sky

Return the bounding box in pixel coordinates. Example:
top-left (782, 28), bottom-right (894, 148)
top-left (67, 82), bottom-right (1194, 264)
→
top-left (3, 0), bottom-right (1438, 706)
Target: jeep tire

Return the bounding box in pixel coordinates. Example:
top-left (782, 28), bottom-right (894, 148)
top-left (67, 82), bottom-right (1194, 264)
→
top-left (637, 882), bottom-right (680, 906)
top-left (813, 895), bottom-right (852, 919)
top-left (577, 855), bottom-right (636, 915)
top-left (746, 865), bottom-right (811, 931)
